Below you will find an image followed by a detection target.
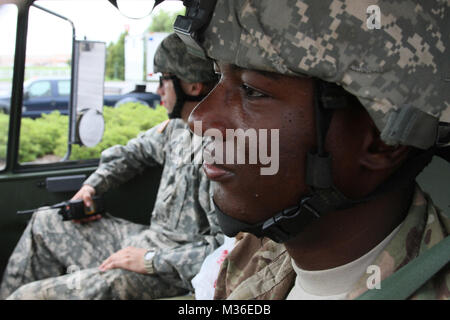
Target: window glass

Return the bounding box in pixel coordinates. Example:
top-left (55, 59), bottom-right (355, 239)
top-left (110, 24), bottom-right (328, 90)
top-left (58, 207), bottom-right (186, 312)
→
top-left (57, 80), bottom-right (70, 96)
top-left (28, 81), bottom-right (52, 98)
top-left (19, 3), bottom-right (72, 164)
top-left (0, 4), bottom-right (17, 170)
top-left (18, 0), bottom-right (184, 165)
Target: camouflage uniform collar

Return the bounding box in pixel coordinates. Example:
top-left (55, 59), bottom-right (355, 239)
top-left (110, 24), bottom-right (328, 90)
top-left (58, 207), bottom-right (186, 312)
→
top-left (347, 185), bottom-right (449, 299)
top-left (220, 185), bottom-right (449, 299)
top-left (225, 238), bottom-right (295, 300)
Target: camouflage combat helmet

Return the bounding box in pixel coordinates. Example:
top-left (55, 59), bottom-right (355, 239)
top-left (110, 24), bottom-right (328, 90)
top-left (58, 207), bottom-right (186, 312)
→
top-left (179, 0), bottom-right (450, 150)
top-left (153, 33), bottom-right (216, 84)
top-left (167, 0), bottom-right (450, 243)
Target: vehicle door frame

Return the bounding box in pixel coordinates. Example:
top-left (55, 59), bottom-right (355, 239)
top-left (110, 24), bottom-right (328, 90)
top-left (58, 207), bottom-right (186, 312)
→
top-left (0, 1), bottom-right (163, 279)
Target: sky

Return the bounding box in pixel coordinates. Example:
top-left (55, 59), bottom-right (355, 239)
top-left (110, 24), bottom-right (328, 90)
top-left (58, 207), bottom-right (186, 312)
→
top-left (0, 0), bottom-right (184, 56)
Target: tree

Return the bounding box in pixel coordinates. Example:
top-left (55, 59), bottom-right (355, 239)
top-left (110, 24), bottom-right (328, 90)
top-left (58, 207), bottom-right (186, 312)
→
top-left (148, 9), bottom-right (185, 32)
top-left (105, 9), bottom-right (185, 80)
top-left (105, 31), bottom-right (128, 80)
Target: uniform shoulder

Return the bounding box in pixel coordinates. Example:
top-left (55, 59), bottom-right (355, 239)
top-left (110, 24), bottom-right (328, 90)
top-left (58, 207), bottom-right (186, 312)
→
top-left (157, 118), bottom-right (188, 133)
top-left (156, 119), bottom-right (171, 133)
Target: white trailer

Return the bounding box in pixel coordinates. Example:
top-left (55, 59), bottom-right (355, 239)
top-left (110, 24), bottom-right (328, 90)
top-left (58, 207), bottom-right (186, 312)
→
top-left (124, 31), bottom-right (169, 91)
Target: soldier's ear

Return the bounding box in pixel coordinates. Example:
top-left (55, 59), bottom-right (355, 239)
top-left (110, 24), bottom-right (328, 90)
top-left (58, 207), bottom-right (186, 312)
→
top-left (183, 82), bottom-right (204, 97)
top-left (359, 125), bottom-right (411, 171)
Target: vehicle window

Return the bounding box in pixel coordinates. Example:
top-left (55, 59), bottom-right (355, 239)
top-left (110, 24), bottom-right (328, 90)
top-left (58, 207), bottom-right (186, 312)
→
top-left (28, 81), bottom-right (52, 98)
top-left (19, 3), bottom-right (73, 165)
top-left (0, 4), bottom-right (17, 171)
top-left (18, 0), bottom-right (179, 165)
top-left (57, 80), bottom-right (70, 96)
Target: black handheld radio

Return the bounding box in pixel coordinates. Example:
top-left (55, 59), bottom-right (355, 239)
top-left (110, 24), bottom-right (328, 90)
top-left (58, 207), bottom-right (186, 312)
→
top-left (17, 196), bottom-right (105, 221)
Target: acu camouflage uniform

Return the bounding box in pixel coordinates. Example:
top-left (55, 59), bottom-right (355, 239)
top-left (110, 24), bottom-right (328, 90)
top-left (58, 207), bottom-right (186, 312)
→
top-left (190, 0), bottom-right (449, 299)
top-left (0, 34), bottom-right (223, 300)
top-left (214, 186), bottom-right (450, 299)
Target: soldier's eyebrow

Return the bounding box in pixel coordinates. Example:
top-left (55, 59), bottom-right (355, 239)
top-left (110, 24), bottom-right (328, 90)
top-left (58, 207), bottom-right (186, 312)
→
top-left (229, 63), bottom-right (311, 82)
top-left (229, 64), bottom-right (283, 81)
top-left (257, 70), bottom-right (284, 81)
top-left (256, 69), bottom-right (310, 81)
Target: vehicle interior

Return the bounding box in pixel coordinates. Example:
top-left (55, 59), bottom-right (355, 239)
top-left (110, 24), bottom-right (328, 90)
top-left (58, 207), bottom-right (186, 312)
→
top-left (0, 0), bottom-right (448, 293)
top-left (0, 0), bottom-right (173, 278)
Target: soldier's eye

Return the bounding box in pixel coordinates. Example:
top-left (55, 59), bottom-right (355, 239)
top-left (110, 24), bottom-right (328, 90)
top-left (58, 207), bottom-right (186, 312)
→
top-left (241, 84), bottom-right (267, 98)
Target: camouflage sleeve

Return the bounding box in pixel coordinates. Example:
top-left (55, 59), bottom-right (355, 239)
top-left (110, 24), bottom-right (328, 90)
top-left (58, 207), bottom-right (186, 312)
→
top-left (152, 233), bottom-right (224, 291)
top-left (152, 177), bottom-right (224, 290)
top-left (84, 120), bottom-right (172, 194)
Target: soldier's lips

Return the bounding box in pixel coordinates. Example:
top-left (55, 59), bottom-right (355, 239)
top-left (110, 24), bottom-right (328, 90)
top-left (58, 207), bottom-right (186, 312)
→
top-left (202, 163), bottom-right (234, 181)
top-left (202, 140), bottom-right (234, 181)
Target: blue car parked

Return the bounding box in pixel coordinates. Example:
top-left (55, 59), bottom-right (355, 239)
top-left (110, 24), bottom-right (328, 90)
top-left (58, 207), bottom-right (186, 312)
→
top-left (0, 78), bottom-right (160, 118)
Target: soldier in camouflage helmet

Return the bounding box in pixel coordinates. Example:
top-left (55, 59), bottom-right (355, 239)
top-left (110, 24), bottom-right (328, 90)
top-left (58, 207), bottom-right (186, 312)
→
top-left (175, 0), bottom-right (450, 299)
top-left (0, 33), bottom-right (222, 299)
top-left (154, 32), bottom-right (218, 119)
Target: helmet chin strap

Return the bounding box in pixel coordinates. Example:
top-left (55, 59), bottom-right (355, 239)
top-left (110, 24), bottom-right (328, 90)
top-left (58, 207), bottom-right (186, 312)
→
top-left (168, 76), bottom-right (206, 119)
top-left (213, 80), bottom-right (436, 243)
top-left (214, 197), bottom-right (321, 242)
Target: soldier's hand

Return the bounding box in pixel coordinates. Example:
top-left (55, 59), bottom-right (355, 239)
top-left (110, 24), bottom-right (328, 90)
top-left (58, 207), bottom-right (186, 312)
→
top-left (71, 184), bottom-right (102, 223)
top-left (98, 247), bottom-right (148, 274)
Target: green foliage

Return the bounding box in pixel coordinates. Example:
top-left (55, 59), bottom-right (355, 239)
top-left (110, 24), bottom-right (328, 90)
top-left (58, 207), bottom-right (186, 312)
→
top-left (148, 9), bottom-right (185, 32)
top-left (105, 31), bottom-right (128, 80)
top-left (19, 112), bottom-right (68, 163)
top-left (58, 103), bottom-right (168, 160)
top-left (104, 8), bottom-right (185, 80)
top-left (0, 112), bottom-right (9, 162)
top-left (12, 103), bottom-right (167, 163)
